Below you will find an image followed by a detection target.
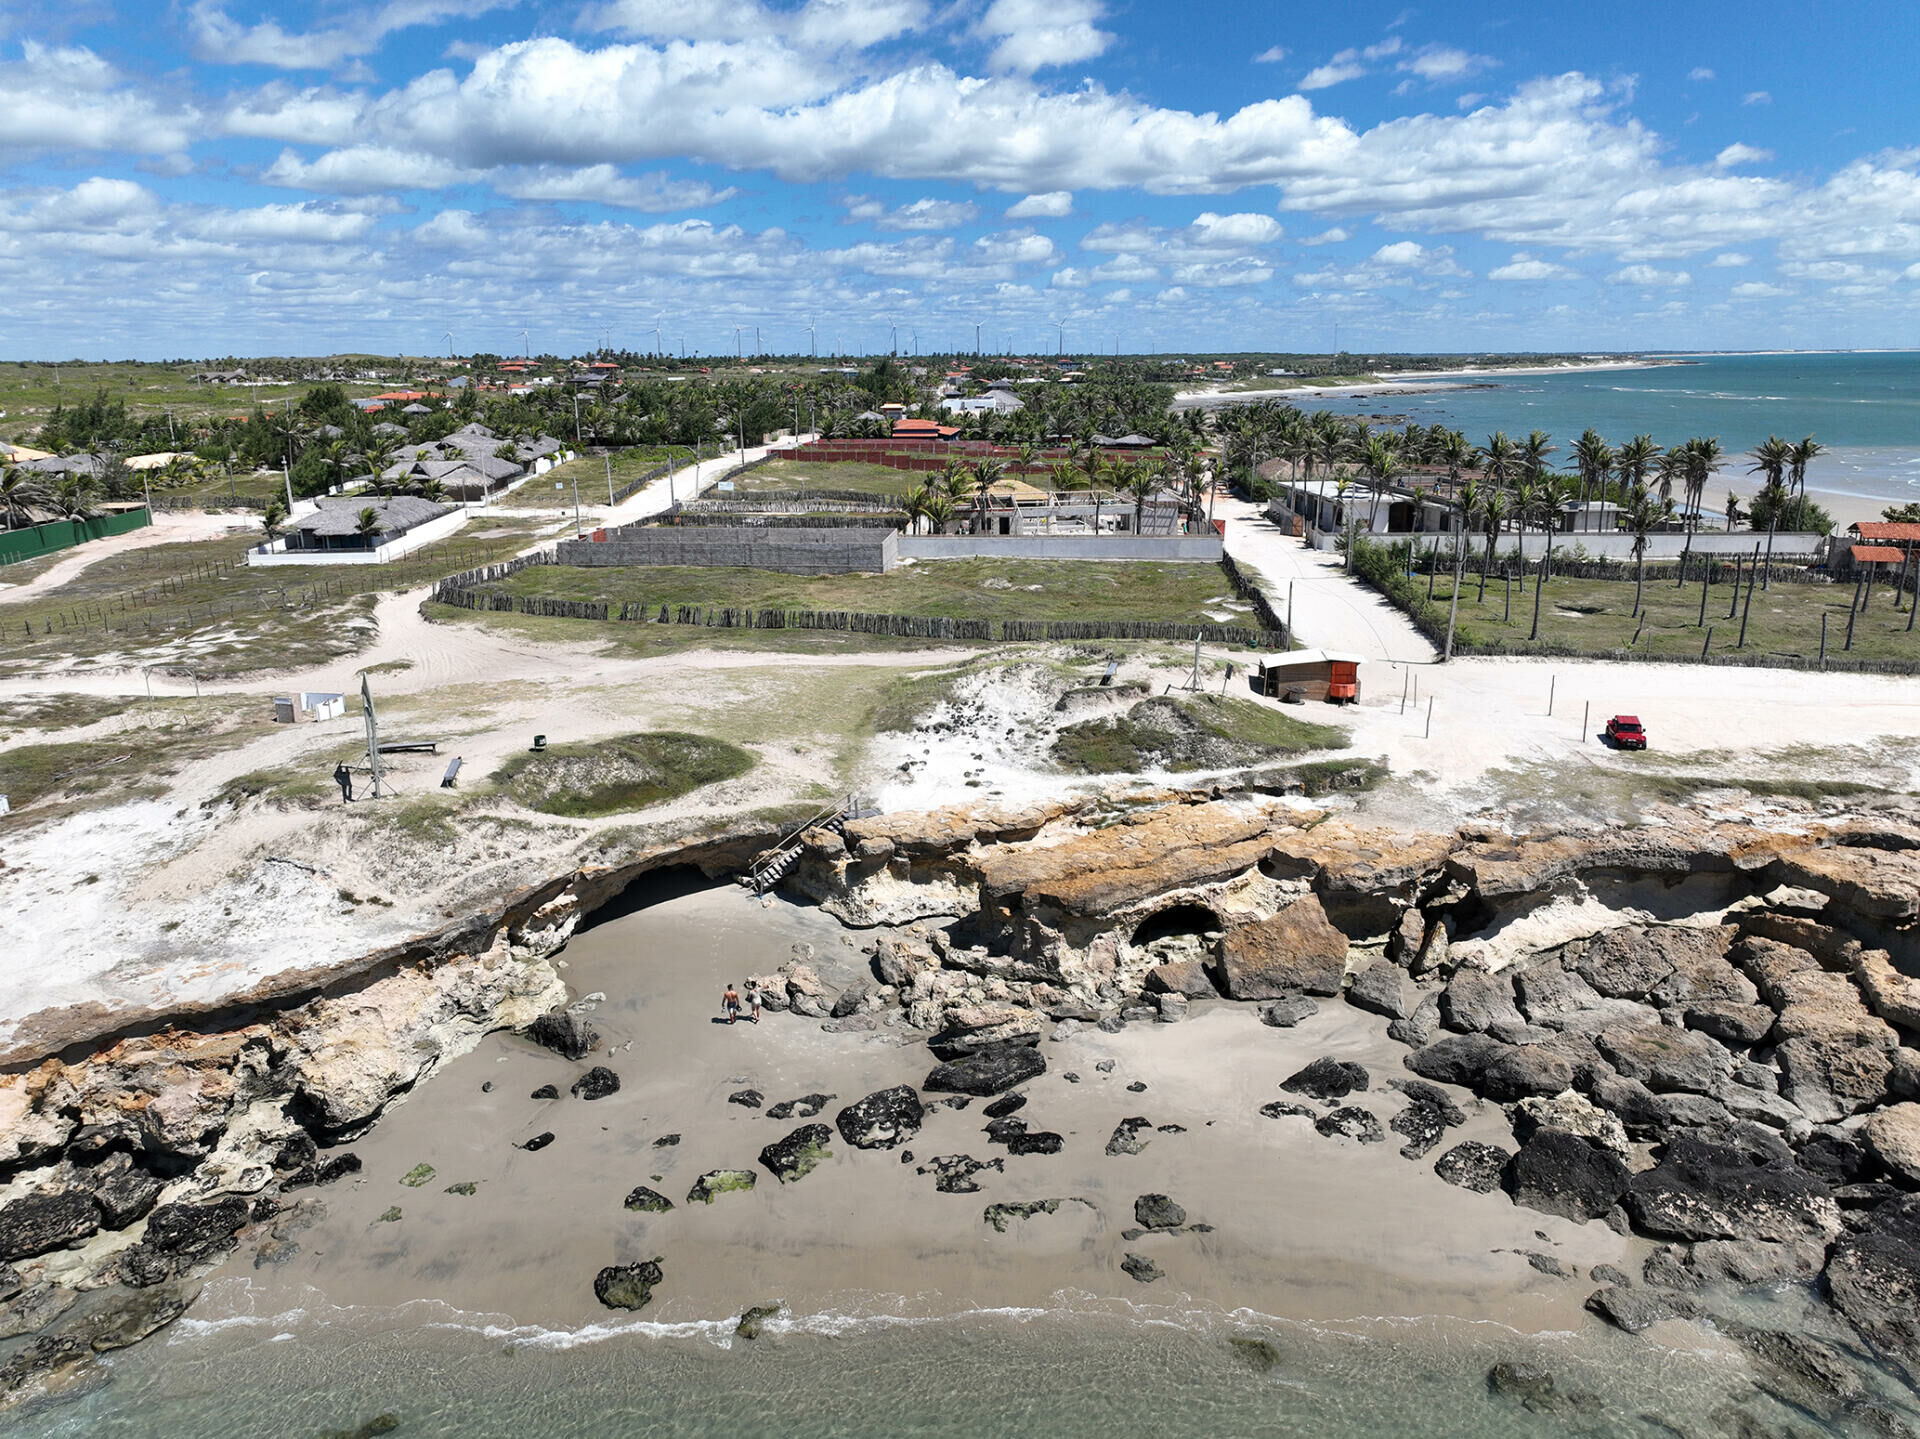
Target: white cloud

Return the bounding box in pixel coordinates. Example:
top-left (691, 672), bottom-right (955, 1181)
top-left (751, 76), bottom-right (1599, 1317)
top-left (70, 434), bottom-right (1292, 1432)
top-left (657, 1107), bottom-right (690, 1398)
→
top-left (1730, 280), bottom-right (1790, 297)
top-left (1092, 253), bottom-right (1159, 282)
top-left (1689, 67), bottom-right (1715, 81)
top-left (263, 145), bottom-right (481, 193)
top-left (978, 0), bottom-right (1113, 74)
top-left (1709, 251), bottom-right (1751, 267)
top-left (1301, 227), bottom-right (1349, 245)
top-left (1609, 264), bottom-right (1691, 286)
top-left (1372, 240), bottom-right (1425, 265)
top-left (1050, 265), bottom-right (1089, 288)
top-left (0, 42), bottom-right (198, 159)
top-left (1400, 46), bottom-right (1492, 83)
top-left (1190, 211), bottom-right (1283, 247)
top-left (1488, 252), bottom-right (1574, 280)
top-left (1253, 46), bottom-right (1287, 64)
top-left (1743, 90), bottom-right (1772, 106)
top-left (189, 0), bottom-right (523, 71)
top-left (586, 0), bottom-right (927, 48)
top-left (1714, 143), bottom-right (1774, 168)
top-left (1006, 190), bottom-right (1073, 219)
top-left (494, 165), bottom-right (737, 210)
top-left (221, 85), bottom-right (366, 145)
top-left (1299, 59), bottom-right (1368, 91)
top-left (844, 195), bottom-right (980, 229)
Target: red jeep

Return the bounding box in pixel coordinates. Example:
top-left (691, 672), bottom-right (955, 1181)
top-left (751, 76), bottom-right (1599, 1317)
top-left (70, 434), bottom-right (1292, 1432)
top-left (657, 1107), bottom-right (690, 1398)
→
top-left (1605, 715), bottom-right (1647, 750)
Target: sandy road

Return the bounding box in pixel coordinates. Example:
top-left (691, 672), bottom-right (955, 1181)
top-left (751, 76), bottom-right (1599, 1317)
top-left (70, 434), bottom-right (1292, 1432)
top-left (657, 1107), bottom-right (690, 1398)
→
top-left (0, 510), bottom-right (260, 602)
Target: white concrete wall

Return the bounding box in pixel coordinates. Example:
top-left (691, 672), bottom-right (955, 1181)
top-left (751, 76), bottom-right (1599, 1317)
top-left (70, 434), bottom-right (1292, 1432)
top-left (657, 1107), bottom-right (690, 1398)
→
top-left (898, 534), bottom-right (1224, 561)
top-left (246, 506), bottom-right (472, 566)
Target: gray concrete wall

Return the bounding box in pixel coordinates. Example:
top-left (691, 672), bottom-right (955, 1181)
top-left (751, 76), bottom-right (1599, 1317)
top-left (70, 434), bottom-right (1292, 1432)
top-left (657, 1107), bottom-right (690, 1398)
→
top-left (559, 527), bottom-right (895, 574)
top-left (897, 534), bottom-right (1224, 561)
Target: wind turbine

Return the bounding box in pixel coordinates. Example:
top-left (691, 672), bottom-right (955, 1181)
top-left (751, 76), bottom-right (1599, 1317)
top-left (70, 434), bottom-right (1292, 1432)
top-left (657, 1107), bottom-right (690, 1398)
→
top-left (888, 319), bottom-right (898, 356)
top-left (652, 315), bottom-right (663, 358)
top-left (444, 331), bottom-right (454, 359)
top-left (518, 329), bottom-right (529, 360)
top-left (735, 326), bottom-right (743, 359)
top-left (974, 321), bottom-right (981, 356)
top-left (911, 328), bottom-right (918, 356)
top-left (808, 317), bottom-right (817, 358)
top-left (1055, 319), bottom-right (1065, 356)
top-left (754, 325), bottom-right (761, 355)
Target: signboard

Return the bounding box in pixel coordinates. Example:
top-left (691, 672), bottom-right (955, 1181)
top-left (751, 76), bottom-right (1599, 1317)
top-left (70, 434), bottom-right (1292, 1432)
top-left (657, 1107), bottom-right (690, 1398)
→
top-left (718, 481), bottom-right (735, 491)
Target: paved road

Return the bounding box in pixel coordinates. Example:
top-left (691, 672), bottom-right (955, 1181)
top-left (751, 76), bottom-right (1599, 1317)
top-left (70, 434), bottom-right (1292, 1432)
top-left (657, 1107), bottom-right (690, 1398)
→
top-left (1216, 497), bottom-right (1438, 665)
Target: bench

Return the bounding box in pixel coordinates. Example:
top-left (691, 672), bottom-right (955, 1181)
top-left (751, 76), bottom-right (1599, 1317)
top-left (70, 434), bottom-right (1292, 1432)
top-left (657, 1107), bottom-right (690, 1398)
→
top-left (440, 756), bottom-right (463, 789)
top-left (376, 740), bottom-right (439, 754)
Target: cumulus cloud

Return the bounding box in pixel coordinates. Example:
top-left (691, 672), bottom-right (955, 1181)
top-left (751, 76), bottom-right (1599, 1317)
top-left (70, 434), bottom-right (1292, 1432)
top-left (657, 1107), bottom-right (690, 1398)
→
top-left (189, 0), bottom-right (523, 70)
top-left (977, 0), bottom-right (1113, 74)
top-left (0, 42), bottom-right (199, 158)
top-left (1301, 227), bottom-right (1349, 245)
top-left (1709, 251), bottom-right (1751, 266)
top-left (263, 145), bottom-right (481, 192)
top-left (1731, 280), bottom-right (1790, 297)
top-left (1489, 252), bottom-right (1575, 280)
top-left (494, 165), bottom-right (737, 210)
top-left (1400, 46), bottom-right (1492, 82)
top-left (1372, 239), bottom-right (1425, 265)
top-left (1609, 264), bottom-right (1691, 286)
top-left (1006, 190), bottom-right (1073, 218)
top-left (1714, 143), bottom-right (1774, 168)
top-left (845, 195), bottom-right (980, 229)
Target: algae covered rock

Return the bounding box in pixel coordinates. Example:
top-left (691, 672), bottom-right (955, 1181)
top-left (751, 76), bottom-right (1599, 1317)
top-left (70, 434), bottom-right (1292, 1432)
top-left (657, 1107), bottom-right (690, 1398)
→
top-left (834, 1087), bottom-right (924, 1150)
top-left (759, 1125), bottom-right (833, 1184)
top-left (623, 1186), bottom-right (675, 1213)
top-left (594, 1257), bottom-right (664, 1310)
top-left (687, 1169), bottom-right (757, 1204)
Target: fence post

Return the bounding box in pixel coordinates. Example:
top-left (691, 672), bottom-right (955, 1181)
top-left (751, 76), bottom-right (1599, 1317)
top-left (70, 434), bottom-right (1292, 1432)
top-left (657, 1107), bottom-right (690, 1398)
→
top-left (1820, 612), bottom-right (1828, 667)
top-left (1581, 699), bottom-right (1589, 742)
top-left (1702, 625), bottom-right (1713, 658)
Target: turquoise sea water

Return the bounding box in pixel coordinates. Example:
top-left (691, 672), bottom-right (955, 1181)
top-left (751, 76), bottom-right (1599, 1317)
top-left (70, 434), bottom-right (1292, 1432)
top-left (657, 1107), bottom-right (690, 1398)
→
top-left (1305, 351), bottom-right (1920, 508)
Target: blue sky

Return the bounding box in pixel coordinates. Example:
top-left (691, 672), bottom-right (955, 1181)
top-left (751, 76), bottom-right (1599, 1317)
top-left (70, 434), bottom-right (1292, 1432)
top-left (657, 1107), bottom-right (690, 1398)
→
top-left (3, 0), bottom-right (1918, 359)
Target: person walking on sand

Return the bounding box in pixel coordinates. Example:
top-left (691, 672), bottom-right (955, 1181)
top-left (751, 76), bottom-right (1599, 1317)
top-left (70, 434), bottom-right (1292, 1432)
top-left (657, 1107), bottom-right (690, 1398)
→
top-left (333, 763), bottom-right (354, 804)
top-left (722, 982), bottom-right (741, 1024)
top-left (746, 981), bottom-right (763, 1024)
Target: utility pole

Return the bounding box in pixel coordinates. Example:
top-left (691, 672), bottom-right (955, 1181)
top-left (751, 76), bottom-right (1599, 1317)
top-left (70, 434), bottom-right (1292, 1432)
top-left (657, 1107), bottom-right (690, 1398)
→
top-left (361, 675), bottom-right (384, 799)
top-left (606, 453), bottom-right (614, 506)
top-left (572, 473), bottom-right (582, 536)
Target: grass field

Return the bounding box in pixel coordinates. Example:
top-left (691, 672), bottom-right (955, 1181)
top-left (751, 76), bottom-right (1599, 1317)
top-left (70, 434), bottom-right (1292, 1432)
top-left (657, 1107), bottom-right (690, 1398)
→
top-left (0, 361), bottom-right (393, 441)
top-left (0, 523), bottom-right (547, 676)
top-left (1052, 693), bottom-right (1348, 773)
top-left (485, 557), bottom-right (1243, 624)
top-left (727, 459), bottom-right (915, 497)
top-left (491, 731), bottom-right (755, 816)
top-left (1431, 568), bottom-right (1920, 667)
top-left (0, 696), bottom-right (268, 818)
top-left (504, 446), bottom-right (703, 508)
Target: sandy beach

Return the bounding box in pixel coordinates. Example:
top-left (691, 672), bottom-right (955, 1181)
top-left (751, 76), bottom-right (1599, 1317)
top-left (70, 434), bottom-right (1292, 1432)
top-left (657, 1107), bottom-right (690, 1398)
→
top-left (220, 879), bottom-right (1636, 1338)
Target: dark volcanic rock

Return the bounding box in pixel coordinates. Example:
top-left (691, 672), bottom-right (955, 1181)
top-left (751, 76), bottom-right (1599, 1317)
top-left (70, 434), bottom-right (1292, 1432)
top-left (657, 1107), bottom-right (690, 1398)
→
top-left (594, 1258), bottom-right (663, 1310)
top-left (686, 1169), bottom-right (757, 1204)
top-left (1478, 1046), bottom-right (1575, 1102)
top-left (835, 1086), bottom-right (925, 1150)
top-left (728, 1089), bottom-right (765, 1109)
top-left (1260, 1101), bottom-right (1319, 1120)
top-left (982, 1197), bottom-right (1091, 1232)
top-left (1585, 1070), bottom-right (1670, 1139)
top-left (983, 1116), bottom-right (1029, 1145)
top-left (1440, 968), bottom-right (1523, 1035)
top-left (1280, 1057), bottom-right (1370, 1102)
top-left (1386, 993), bottom-right (1442, 1048)
top-left (1257, 996), bottom-right (1319, 1028)
top-left (1584, 1285), bottom-right (1704, 1334)
top-left (1487, 1360), bottom-right (1603, 1416)
top-left (519, 1132), bottom-right (555, 1151)
top-left (1134, 1194), bottom-right (1187, 1230)
top-left (143, 1196), bottom-right (251, 1260)
top-left (916, 1154), bottom-right (1004, 1193)
top-left (530, 1084), bottom-right (560, 1100)
top-left (1106, 1117), bottom-right (1154, 1156)
top-left (653, 1133), bottom-right (680, 1147)
top-left (1684, 1003), bottom-right (1777, 1048)
top-left (1624, 1137), bottom-right (1840, 1244)
top-left (529, 1010), bottom-right (598, 1061)
top-left (571, 1067), bottom-right (621, 1101)
top-left (1797, 1129), bottom-right (1874, 1185)
top-left (1389, 1082), bottom-right (1465, 1159)
top-left (1404, 1033), bottom-right (1506, 1087)
top-left (1505, 1129), bottom-right (1631, 1222)
top-left (924, 1042), bottom-right (1047, 1097)
top-left (759, 1124), bottom-right (834, 1183)
top-left (1125, 1081), bottom-right (1147, 1093)
top-left (1121, 1253), bottom-right (1165, 1283)
top-left (767, 1093), bottom-right (835, 1120)
top-left (1314, 1106), bottom-right (1384, 1143)
top-left (0, 1191), bottom-right (101, 1262)
top-left (1822, 1196), bottom-right (1920, 1375)
top-left (623, 1186), bottom-right (674, 1213)
top-left (88, 1159), bottom-right (164, 1230)
top-left (982, 1093), bottom-right (1028, 1119)
top-left (1006, 1132), bottom-right (1064, 1156)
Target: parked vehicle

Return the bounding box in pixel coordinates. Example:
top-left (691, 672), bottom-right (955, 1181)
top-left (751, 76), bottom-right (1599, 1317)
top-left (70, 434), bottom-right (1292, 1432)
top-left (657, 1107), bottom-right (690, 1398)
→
top-left (1605, 715), bottom-right (1648, 750)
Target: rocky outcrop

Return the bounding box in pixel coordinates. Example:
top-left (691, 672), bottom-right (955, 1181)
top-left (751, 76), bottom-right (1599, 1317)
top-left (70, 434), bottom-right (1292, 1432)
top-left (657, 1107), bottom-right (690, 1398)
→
top-left (759, 1125), bottom-right (833, 1184)
top-left (1504, 1129), bottom-right (1631, 1222)
top-left (1280, 1057), bottom-right (1369, 1102)
top-left (835, 1087), bottom-right (924, 1150)
top-left (594, 1258), bottom-right (663, 1310)
top-left (1212, 895), bottom-right (1349, 999)
top-left (1860, 1104), bottom-right (1920, 1187)
top-left (924, 1042), bottom-right (1045, 1097)
top-left (1624, 1138), bottom-right (1841, 1244)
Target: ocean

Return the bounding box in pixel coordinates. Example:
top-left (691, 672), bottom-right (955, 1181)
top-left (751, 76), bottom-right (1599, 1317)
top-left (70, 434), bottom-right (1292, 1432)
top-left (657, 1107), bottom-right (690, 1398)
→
top-left (1292, 351), bottom-right (1920, 513)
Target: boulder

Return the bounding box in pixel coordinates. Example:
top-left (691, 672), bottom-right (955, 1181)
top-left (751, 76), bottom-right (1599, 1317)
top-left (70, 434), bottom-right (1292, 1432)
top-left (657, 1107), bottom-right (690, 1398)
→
top-left (1258, 997), bottom-right (1319, 1028)
top-left (1434, 1141), bottom-right (1513, 1193)
top-left (594, 1258), bottom-right (663, 1311)
top-left (1577, 925), bottom-right (1746, 1006)
top-left (929, 1005), bottom-right (1045, 1059)
top-left (143, 1196), bottom-right (251, 1260)
top-left (529, 1084), bottom-right (559, 1100)
top-left (1682, 1003), bottom-right (1776, 1048)
top-left (1106, 1118), bottom-right (1154, 1157)
top-left (86, 1159), bottom-right (164, 1230)
top-left (1486, 1360), bottom-right (1602, 1416)
top-left (1388, 907), bottom-right (1426, 967)
top-left (766, 1093), bottom-right (835, 1120)
top-left (1776, 1035), bottom-right (1895, 1123)
top-left (1595, 1024), bottom-right (1730, 1095)
top-left (831, 978), bottom-right (876, 1018)
top-left (1121, 1253), bottom-right (1165, 1283)
top-left (518, 1132), bottom-right (555, 1152)
top-left (923, 1042), bottom-right (1046, 1097)
top-left (1584, 1069), bottom-right (1670, 1139)
top-left (1388, 1080), bottom-right (1466, 1159)
top-left (1155, 993), bottom-right (1188, 1023)
top-left (1624, 1138), bottom-right (1840, 1244)
top-left (1210, 895), bottom-right (1349, 1000)
top-left (728, 1089), bottom-right (765, 1109)
top-left (1514, 963), bottom-right (1616, 1031)
top-left (835, 1086), bottom-right (925, 1150)
top-left (1855, 952), bottom-right (1920, 1035)
top-left (0, 1191), bottom-right (100, 1262)
top-left (1511, 1091), bottom-right (1631, 1157)
top-left (1006, 1132), bottom-right (1064, 1156)
top-left (623, 1186), bottom-right (674, 1213)
top-left (1769, 968), bottom-right (1894, 1047)
top-left (570, 1067), bottom-right (620, 1101)
top-left (1386, 993), bottom-right (1442, 1048)
top-left (1315, 1107), bottom-right (1384, 1143)
top-left (982, 1093), bottom-right (1027, 1119)
top-left (1505, 1129), bottom-right (1632, 1222)
top-left (745, 974), bottom-right (790, 1011)
top-left (759, 1124), bottom-right (834, 1184)
top-left (1584, 1286), bottom-right (1704, 1335)
top-left (1404, 1033), bottom-right (1506, 1087)
top-left (528, 1010), bottom-right (598, 1061)
top-left (1440, 968), bottom-right (1524, 1035)
top-left (1145, 959), bottom-right (1217, 999)
top-left (1822, 1196), bottom-right (1920, 1372)
top-left (686, 1169), bottom-right (757, 1204)
top-left (1280, 1057), bottom-right (1369, 1102)
top-left (982, 1197), bottom-right (1093, 1232)
top-left (1345, 963), bottom-right (1410, 1019)
top-left (1862, 1103), bottom-right (1920, 1187)
top-left (1134, 1194), bottom-right (1186, 1230)
top-left (1646, 1239), bottom-right (1826, 1290)
top-left (1478, 1047), bottom-right (1575, 1102)
top-left (1796, 1128), bottom-right (1874, 1186)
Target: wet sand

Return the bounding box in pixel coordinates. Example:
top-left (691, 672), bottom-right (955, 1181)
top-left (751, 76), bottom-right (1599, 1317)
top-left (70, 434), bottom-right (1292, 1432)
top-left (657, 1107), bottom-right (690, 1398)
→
top-left (211, 874), bottom-right (1645, 1339)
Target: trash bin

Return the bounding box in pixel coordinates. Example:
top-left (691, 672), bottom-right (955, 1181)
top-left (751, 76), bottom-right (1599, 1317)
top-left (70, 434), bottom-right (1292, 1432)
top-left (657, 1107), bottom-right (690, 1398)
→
top-left (532, 734), bottom-right (547, 752)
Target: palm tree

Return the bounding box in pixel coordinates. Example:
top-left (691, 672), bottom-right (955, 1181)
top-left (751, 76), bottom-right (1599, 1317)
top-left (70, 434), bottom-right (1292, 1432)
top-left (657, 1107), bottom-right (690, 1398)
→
top-left (48, 474), bottom-right (98, 520)
top-left (1789, 435), bottom-right (1823, 501)
top-left (1475, 431), bottom-right (1517, 489)
top-left (922, 491), bottom-right (956, 534)
top-left (1623, 484), bottom-right (1674, 618)
top-left (1526, 476), bottom-right (1570, 641)
top-left (901, 482), bottom-right (933, 535)
top-left (261, 495), bottom-right (289, 545)
top-left (1615, 434), bottom-right (1657, 503)
top-left (1477, 489), bottom-right (1509, 602)
top-left (971, 458), bottom-right (1005, 533)
top-left (1436, 429), bottom-right (1470, 497)
top-left (1520, 430), bottom-right (1557, 486)
top-left (1725, 490), bottom-right (1743, 532)
top-left (1125, 459), bottom-right (1163, 536)
top-left (1677, 436), bottom-right (1721, 579)
top-left (1359, 434), bottom-right (1399, 531)
top-left (354, 505), bottom-right (382, 547)
top-left (0, 464), bottom-right (40, 531)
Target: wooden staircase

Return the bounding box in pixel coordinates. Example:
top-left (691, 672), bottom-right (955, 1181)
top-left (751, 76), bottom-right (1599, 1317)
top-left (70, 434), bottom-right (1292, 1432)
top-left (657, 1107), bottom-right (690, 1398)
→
top-left (742, 796), bottom-right (859, 894)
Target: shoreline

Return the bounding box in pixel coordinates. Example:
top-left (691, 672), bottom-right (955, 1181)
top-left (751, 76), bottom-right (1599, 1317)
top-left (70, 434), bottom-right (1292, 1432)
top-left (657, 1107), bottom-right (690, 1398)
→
top-left (1174, 357), bottom-right (1678, 407)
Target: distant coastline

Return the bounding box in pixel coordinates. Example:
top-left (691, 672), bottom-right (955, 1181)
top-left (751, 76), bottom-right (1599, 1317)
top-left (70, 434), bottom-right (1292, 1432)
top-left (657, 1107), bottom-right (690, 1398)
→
top-left (1173, 355), bottom-right (1685, 407)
